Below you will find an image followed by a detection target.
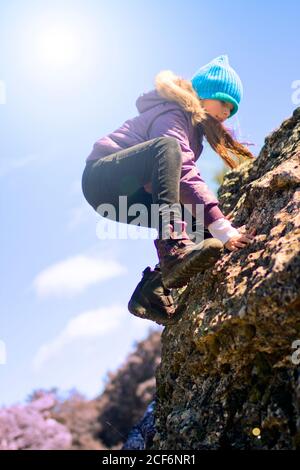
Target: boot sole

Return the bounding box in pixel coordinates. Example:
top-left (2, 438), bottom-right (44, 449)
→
top-left (128, 297), bottom-right (175, 326)
top-left (161, 239), bottom-right (223, 289)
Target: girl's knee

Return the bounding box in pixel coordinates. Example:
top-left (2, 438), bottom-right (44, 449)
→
top-left (81, 165), bottom-right (97, 210)
top-left (155, 136), bottom-right (181, 153)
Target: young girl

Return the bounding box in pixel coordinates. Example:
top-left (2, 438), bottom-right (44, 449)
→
top-left (81, 55), bottom-right (256, 325)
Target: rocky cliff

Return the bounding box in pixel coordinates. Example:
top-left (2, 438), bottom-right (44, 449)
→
top-left (149, 107), bottom-right (300, 450)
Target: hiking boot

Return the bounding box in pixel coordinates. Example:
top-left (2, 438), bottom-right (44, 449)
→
top-left (128, 266), bottom-right (176, 326)
top-left (154, 220), bottom-right (223, 289)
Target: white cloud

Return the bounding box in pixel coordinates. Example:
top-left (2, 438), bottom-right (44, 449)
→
top-left (32, 254), bottom-right (127, 298)
top-left (32, 304), bottom-right (127, 370)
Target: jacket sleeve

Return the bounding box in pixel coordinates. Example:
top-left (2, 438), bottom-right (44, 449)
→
top-left (148, 108), bottom-right (226, 227)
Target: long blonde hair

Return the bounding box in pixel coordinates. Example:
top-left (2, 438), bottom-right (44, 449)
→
top-left (155, 70), bottom-right (255, 170)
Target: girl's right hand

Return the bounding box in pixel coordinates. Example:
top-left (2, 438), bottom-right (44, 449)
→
top-left (224, 227), bottom-right (256, 251)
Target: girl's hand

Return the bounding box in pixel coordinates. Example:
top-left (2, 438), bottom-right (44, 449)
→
top-left (224, 210), bottom-right (235, 222)
top-left (224, 227), bottom-right (256, 251)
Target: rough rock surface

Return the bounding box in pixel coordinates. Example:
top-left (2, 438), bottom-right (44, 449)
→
top-left (122, 400), bottom-right (156, 450)
top-left (149, 107), bottom-right (300, 450)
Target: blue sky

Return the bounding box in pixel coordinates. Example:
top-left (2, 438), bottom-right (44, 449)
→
top-left (0, 0), bottom-right (299, 407)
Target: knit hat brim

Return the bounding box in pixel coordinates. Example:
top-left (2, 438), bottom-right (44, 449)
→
top-left (205, 91), bottom-right (239, 118)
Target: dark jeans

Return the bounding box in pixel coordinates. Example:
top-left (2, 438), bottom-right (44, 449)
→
top-left (81, 137), bottom-right (212, 241)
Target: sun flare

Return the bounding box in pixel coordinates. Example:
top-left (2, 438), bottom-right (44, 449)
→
top-left (36, 23), bottom-right (81, 69)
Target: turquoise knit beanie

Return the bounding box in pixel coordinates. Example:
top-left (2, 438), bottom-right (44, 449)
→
top-left (190, 55), bottom-right (243, 118)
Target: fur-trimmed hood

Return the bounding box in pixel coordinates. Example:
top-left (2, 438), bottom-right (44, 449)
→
top-left (136, 70), bottom-right (207, 126)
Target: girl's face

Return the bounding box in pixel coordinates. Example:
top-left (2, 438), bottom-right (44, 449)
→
top-left (201, 99), bottom-right (234, 122)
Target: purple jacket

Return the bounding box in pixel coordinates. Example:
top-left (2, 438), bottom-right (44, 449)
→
top-left (86, 89), bottom-right (225, 227)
